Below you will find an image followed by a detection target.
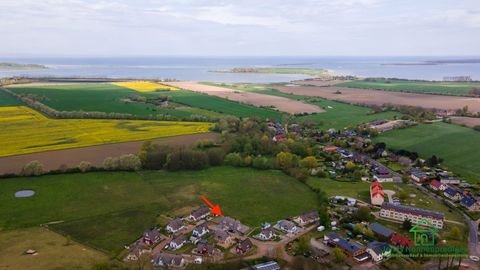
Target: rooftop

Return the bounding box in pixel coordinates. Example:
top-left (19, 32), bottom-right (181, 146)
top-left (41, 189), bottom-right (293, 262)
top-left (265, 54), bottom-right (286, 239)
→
top-left (381, 202), bottom-right (444, 220)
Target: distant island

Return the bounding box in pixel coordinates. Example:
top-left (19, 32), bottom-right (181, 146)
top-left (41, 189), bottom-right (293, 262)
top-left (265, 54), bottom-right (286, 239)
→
top-left (211, 67), bottom-right (329, 77)
top-left (382, 59), bottom-right (480, 66)
top-left (0, 62), bottom-right (48, 70)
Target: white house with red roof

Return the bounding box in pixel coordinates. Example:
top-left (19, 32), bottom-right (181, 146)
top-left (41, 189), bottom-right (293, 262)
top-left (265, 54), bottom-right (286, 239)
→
top-left (429, 179), bottom-right (446, 191)
top-left (370, 181), bottom-right (385, 206)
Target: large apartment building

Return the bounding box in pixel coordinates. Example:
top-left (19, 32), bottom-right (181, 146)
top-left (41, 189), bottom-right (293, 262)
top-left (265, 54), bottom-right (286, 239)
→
top-left (380, 203), bottom-right (444, 229)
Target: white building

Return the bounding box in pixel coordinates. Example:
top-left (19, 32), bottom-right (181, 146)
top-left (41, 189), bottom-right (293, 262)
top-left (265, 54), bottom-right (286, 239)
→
top-left (379, 203), bottom-right (444, 229)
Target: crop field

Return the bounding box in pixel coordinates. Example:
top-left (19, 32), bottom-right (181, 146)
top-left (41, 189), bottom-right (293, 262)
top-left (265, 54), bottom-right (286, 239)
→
top-left (274, 84), bottom-right (480, 113)
top-left (0, 106), bottom-right (212, 157)
top-left (165, 81), bottom-right (323, 114)
top-left (7, 83), bottom-right (218, 119)
top-left (337, 79), bottom-right (480, 96)
top-left (0, 167), bottom-right (318, 254)
top-left (212, 83), bottom-right (402, 129)
top-left (0, 90), bottom-right (23, 106)
top-left (375, 122), bottom-right (480, 183)
top-left (160, 90), bottom-right (284, 119)
top-left (112, 81), bottom-right (178, 92)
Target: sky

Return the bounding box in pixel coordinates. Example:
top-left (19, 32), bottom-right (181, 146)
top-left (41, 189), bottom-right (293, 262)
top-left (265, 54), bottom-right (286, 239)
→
top-left (0, 0), bottom-right (479, 57)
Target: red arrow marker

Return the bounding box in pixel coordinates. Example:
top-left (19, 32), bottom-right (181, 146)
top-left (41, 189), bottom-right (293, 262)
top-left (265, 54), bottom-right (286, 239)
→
top-left (201, 196), bottom-right (223, 216)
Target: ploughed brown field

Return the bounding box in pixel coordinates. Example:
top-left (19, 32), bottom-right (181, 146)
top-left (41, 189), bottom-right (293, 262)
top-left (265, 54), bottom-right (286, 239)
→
top-left (273, 85), bottom-right (480, 113)
top-left (164, 81), bottom-right (324, 114)
top-left (0, 132), bottom-right (219, 175)
top-left (450, 117), bottom-right (480, 128)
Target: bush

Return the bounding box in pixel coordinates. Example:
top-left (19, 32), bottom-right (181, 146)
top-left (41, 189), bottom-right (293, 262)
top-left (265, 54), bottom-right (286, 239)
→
top-left (165, 149), bottom-right (209, 171)
top-left (224, 153), bottom-right (243, 167)
top-left (139, 142), bottom-right (172, 170)
top-left (103, 157), bottom-right (120, 170)
top-left (21, 160), bottom-right (44, 176)
top-left (252, 156), bottom-right (272, 170)
top-left (118, 154), bottom-right (142, 171)
top-left (206, 148), bottom-right (226, 166)
top-left (78, 161), bottom-right (93, 172)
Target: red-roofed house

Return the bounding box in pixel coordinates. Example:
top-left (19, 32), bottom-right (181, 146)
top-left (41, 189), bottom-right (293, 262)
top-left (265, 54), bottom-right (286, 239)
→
top-left (370, 181), bottom-right (385, 206)
top-left (390, 233), bottom-right (413, 248)
top-left (430, 180), bottom-right (446, 191)
top-left (323, 146), bottom-right (338, 152)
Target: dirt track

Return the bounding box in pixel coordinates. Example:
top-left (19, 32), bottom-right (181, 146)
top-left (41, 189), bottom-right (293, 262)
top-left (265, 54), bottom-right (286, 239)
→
top-left (274, 85), bottom-right (480, 112)
top-left (0, 133), bottom-right (219, 175)
top-left (164, 81), bottom-right (324, 114)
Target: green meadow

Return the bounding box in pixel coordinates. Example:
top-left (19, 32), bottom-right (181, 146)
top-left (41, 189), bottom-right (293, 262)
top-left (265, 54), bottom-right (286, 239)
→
top-left (375, 122), bottom-right (480, 183)
top-left (337, 79), bottom-right (480, 96)
top-left (0, 167), bottom-right (318, 254)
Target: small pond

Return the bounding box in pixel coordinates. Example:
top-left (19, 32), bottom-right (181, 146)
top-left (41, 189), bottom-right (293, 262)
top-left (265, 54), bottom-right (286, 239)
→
top-left (14, 190), bottom-right (35, 198)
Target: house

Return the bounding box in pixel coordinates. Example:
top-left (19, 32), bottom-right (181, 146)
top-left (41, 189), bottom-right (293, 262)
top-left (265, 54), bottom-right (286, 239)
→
top-left (276, 220), bottom-right (297, 234)
top-left (368, 223), bottom-right (394, 241)
top-left (440, 177), bottom-right (461, 185)
top-left (373, 166), bottom-right (393, 182)
top-left (153, 253), bottom-right (185, 268)
top-left (324, 233), bottom-right (367, 258)
top-left (398, 156), bottom-right (412, 167)
top-left (219, 217), bottom-right (248, 234)
top-left (370, 181), bottom-right (385, 206)
top-left (380, 202), bottom-right (444, 229)
top-left (142, 227), bottom-right (161, 246)
top-left (125, 240), bottom-right (151, 261)
top-left (323, 145), bottom-right (338, 152)
top-left (214, 230), bottom-right (233, 248)
top-left (166, 218), bottom-right (184, 234)
top-left (192, 224), bottom-right (209, 238)
top-left (189, 206), bottom-right (210, 222)
top-left (409, 218), bottom-right (439, 246)
top-left (250, 261), bottom-right (281, 270)
top-left (257, 228), bottom-right (275, 241)
top-left (311, 247), bottom-right (330, 261)
top-left (460, 196), bottom-right (479, 211)
top-left (390, 232), bottom-right (414, 248)
top-left (195, 242), bottom-right (215, 256)
top-left (333, 196), bottom-right (357, 206)
top-left (168, 235), bottom-right (187, 250)
top-left (367, 241), bottom-right (391, 262)
top-left (430, 180), bottom-right (446, 191)
top-left (410, 169), bottom-right (428, 182)
top-left (294, 210), bottom-right (320, 226)
top-left (443, 186), bottom-right (463, 202)
top-left (236, 238), bottom-right (253, 254)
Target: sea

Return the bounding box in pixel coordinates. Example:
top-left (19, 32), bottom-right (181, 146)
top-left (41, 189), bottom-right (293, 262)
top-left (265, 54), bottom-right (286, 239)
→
top-left (1, 56), bottom-right (479, 83)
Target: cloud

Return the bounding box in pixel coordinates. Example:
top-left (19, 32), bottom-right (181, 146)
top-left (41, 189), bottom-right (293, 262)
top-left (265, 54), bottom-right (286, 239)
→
top-left (0, 0), bottom-right (478, 56)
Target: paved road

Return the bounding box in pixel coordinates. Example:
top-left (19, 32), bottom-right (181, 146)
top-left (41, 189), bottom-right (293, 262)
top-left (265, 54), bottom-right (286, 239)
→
top-left (224, 224), bottom-right (317, 269)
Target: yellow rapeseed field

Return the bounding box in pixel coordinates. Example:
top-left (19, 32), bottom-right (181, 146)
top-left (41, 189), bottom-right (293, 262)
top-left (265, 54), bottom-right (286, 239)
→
top-left (0, 106), bottom-right (212, 157)
top-left (112, 81), bottom-right (178, 92)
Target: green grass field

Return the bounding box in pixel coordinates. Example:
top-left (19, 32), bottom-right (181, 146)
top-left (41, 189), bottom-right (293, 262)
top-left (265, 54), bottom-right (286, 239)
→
top-left (212, 83), bottom-right (402, 129)
top-left (8, 83), bottom-right (283, 120)
top-left (375, 122), bottom-right (480, 183)
top-left (0, 167), bottom-right (317, 253)
top-left (337, 79), bottom-right (480, 96)
top-left (0, 90), bottom-right (23, 106)
top-left (160, 90), bottom-right (284, 119)
top-left (7, 83), bottom-right (218, 119)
